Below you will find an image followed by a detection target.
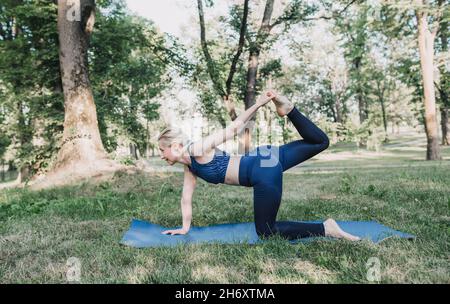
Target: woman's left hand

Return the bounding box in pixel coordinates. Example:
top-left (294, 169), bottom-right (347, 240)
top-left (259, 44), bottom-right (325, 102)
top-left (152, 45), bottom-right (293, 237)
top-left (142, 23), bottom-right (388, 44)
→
top-left (161, 228), bottom-right (189, 235)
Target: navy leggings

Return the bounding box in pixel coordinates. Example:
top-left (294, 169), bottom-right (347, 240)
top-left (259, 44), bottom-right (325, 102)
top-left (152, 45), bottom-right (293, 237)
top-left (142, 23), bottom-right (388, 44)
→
top-left (238, 106), bottom-right (330, 240)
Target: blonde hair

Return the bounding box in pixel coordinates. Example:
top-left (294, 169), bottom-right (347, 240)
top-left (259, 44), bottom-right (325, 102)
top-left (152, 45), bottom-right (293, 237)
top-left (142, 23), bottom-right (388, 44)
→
top-left (157, 126), bottom-right (191, 150)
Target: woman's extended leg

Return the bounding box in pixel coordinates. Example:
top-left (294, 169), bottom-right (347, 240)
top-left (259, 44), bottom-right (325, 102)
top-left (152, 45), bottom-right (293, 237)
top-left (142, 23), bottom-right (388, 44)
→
top-left (278, 107), bottom-right (330, 172)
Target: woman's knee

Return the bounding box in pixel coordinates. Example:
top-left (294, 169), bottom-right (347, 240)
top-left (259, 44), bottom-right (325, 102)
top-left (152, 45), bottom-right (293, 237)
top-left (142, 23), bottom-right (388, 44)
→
top-left (320, 134), bottom-right (330, 151)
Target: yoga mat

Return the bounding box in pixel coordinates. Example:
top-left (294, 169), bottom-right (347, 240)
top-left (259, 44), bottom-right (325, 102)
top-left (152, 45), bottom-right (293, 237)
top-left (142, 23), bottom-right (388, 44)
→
top-left (120, 219), bottom-right (415, 248)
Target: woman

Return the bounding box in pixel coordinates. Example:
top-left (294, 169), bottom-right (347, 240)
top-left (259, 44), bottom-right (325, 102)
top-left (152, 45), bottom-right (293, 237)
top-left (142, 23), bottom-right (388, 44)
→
top-left (157, 91), bottom-right (360, 241)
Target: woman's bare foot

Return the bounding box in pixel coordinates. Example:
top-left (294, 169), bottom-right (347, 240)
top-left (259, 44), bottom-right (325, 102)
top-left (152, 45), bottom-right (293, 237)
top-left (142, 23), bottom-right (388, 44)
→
top-left (323, 218), bottom-right (361, 241)
top-left (270, 93), bottom-right (294, 117)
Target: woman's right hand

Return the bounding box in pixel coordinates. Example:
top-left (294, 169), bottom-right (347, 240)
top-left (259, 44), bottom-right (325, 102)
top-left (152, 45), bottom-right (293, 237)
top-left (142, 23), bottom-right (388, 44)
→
top-left (161, 228), bottom-right (189, 235)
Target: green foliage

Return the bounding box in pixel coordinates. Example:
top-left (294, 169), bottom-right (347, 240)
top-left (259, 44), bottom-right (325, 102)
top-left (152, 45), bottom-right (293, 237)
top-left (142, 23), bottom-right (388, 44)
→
top-left (197, 89), bottom-right (228, 127)
top-left (316, 118), bottom-right (345, 145)
top-left (89, 7), bottom-right (169, 155)
top-left (118, 156), bottom-right (136, 166)
top-left (0, 135), bottom-right (11, 160)
top-left (0, 0), bottom-right (61, 174)
top-left (272, 0), bottom-right (320, 33)
top-left (336, 4), bottom-right (373, 123)
top-left (259, 59), bottom-right (283, 79)
top-left (338, 173), bottom-right (357, 194)
top-left (0, 105), bottom-right (11, 159)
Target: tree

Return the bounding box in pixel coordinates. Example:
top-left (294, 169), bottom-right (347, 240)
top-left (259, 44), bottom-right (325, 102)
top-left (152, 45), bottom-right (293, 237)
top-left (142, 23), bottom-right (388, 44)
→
top-left (0, 0), bottom-right (63, 182)
top-left (26, 0), bottom-right (129, 189)
top-left (336, 4), bottom-right (371, 125)
top-left (382, 0), bottom-right (447, 160)
top-left (0, 0), bottom-right (173, 187)
top-left (435, 0), bottom-right (449, 145)
top-left (414, 0), bottom-right (443, 159)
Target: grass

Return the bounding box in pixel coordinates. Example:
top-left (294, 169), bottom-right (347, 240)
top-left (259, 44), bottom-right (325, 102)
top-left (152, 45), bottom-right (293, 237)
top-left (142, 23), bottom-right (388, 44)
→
top-left (0, 132), bottom-right (449, 283)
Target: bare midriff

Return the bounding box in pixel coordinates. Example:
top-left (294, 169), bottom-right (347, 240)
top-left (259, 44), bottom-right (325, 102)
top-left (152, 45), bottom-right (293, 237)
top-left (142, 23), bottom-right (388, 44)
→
top-left (224, 155), bottom-right (242, 185)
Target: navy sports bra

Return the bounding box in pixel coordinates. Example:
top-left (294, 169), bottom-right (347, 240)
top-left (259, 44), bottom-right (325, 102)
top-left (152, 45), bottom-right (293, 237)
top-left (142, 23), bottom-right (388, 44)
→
top-left (186, 142), bottom-right (230, 184)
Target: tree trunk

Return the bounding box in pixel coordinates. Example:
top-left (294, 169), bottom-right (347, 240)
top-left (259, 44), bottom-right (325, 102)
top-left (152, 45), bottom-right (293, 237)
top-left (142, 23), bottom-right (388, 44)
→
top-left (378, 89), bottom-right (388, 142)
top-left (357, 95), bottom-right (367, 124)
top-left (380, 98), bottom-right (388, 142)
top-left (353, 57), bottom-right (367, 125)
top-left (1, 159), bottom-right (4, 182)
top-left (19, 164), bottom-right (31, 183)
top-left (145, 120), bottom-right (149, 158)
top-left (264, 106), bottom-right (273, 144)
top-left (416, 8), bottom-right (441, 160)
top-left (335, 98), bottom-right (342, 124)
top-left (129, 143), bottom-right (138, 160)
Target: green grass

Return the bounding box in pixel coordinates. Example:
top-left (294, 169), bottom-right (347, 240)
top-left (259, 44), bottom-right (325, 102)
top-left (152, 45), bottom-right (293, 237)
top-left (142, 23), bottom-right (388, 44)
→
top-left (0, 133), bottom-right (449, 283)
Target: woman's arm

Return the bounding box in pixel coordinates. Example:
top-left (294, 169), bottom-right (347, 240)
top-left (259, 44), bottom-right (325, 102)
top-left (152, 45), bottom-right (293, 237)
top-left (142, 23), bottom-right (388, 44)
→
top-left (180, 197), bottom-right (192, 231)
top-left (162, 165), bottom-right (197, 235)
top-left (190, 93), bottom-right (273, 156)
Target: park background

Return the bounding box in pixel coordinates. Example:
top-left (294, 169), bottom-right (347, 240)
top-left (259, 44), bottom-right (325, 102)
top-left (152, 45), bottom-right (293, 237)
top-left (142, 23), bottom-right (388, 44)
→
top-left (0, 0), bottom-right (449, 283)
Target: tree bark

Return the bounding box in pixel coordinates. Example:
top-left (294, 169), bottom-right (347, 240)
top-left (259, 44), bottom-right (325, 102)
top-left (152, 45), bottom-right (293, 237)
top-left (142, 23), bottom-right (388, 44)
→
top-left (376, 80), bottom-right (388, 142)
top-left (335, 98), bottom-right (342, 124)
top-left (129, 143), bottom-right (138, 160)
top-left (380, 97), bottom-right (388, 142)
top-left (1, 159), bottom-right (5, 182)
top-left (353, 57), bottom-right (367, 125)
top-left (416, 5), bottom-right (441, 160)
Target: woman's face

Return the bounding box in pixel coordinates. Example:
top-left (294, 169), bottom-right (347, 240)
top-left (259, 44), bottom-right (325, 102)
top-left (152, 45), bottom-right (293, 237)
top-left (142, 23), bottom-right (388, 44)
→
top-left (159, 142), bottom-right (182, 165)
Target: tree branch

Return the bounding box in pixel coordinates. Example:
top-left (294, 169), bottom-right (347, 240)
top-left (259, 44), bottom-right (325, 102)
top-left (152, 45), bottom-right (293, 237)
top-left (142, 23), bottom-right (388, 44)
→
top-left (270, 0), bottom-right (360, 30)
top-left (431, 0), bottom-right (445, 39)
top-left (257, 0), bottom-right (275, 44)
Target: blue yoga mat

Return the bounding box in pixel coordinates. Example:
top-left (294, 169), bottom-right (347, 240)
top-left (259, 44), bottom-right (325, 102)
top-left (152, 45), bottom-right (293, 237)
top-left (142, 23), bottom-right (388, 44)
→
top-left (120, 219), bottom-right (415, 248)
